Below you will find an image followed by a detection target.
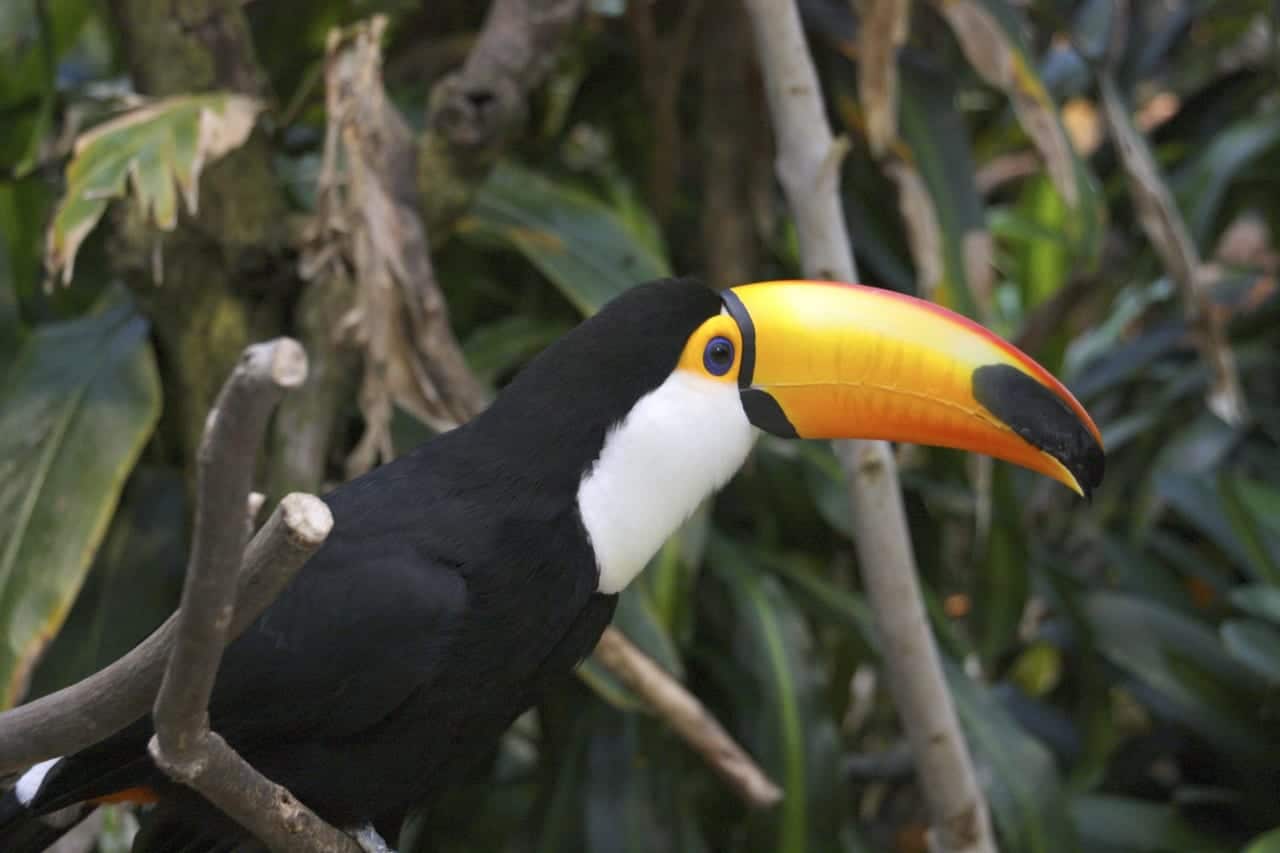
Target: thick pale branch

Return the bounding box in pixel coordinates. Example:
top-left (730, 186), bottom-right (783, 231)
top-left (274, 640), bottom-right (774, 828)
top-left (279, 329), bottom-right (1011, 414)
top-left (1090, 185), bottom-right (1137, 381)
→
top-left (738, 2), bottom-right (996, 851)
top-left (152, 340), bottom-right (308, 748)
top-left (592, 627), bottom-right (782, 809)
top-left (143, 339), bottom-right (358, 852)
top-left (147, 729), bottom-right (357, 853)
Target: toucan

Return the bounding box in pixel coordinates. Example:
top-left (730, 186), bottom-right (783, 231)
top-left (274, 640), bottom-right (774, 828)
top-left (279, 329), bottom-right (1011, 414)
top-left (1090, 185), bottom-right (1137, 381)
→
top-left (0, 277), bottom-right (1103, 852)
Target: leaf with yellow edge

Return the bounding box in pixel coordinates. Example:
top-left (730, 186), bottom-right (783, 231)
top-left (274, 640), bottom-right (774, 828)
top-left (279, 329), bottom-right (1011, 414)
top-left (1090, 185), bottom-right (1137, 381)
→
top-left (0, 289), bottom-right (161, 707)
top-left (45, 93), bottom-right (262, 284)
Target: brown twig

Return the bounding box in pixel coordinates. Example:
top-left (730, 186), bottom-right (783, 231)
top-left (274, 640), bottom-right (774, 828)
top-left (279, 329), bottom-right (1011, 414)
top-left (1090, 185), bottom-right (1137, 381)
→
top-left (592, 627), bottom-right (782, 808)
top-left (738, 1), bottom-right (997, 851)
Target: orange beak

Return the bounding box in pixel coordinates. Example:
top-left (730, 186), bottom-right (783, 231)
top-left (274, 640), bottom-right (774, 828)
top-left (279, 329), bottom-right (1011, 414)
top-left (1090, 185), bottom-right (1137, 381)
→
top-left (723, 280), bottom-right (1104, 497)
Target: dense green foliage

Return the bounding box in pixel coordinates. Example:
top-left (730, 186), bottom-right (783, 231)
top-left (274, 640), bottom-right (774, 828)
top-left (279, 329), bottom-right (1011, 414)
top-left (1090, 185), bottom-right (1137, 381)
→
top-left (2, 1), bottom-right (1280, 851)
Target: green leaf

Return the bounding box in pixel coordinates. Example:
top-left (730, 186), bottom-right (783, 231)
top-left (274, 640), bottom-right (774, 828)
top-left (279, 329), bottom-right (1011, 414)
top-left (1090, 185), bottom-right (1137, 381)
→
top-left (1220, 619), bottom-right (1280, 684)
top-left (1172, 112), bottom-right (1280, 248)
top-left (464, 162), bottom-right (671, 316)
top-left (935, 0), bottom-right (1104, 259)
top-left (897, 61), bottom-right (988, 319)
top-left (1085, 592), bottom-right (1273, 759)
top-left (1218, 472), bottom-right (1280, 585)
top-left (1244, 827), bottom-right (1280, 853)
top-left (1229, 585), bottom-right (1280, 625)
top-left (1070, 795), bottom-right (1230, 853)
top-left (24, 466), bottom-right (185, 699)
top-left (46, 93), bottom-right (263, 283)
top-left (462, 314), bottom-right (571, 385)
top-left (580, 708), bottom-right (705, 853)
top-left (1157, 471), bottom-right (1280, 583)
top-left (944, 660), bottom-right (1078, 852)
top-left (0, 290), bottom-right (161, 707)
top-left (708, 537), bottom-right (847, 853)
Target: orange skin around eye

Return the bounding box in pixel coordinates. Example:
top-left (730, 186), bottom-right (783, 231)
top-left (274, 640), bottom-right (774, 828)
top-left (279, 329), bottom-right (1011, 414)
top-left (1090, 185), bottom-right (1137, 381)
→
top-left (676, 313), bottom-right (743, 383)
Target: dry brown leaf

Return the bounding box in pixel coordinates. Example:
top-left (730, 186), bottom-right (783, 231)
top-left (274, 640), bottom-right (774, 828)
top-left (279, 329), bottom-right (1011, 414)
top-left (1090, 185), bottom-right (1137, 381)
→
top-left (305, 17), bottom-right (489, 476)
top-left (856, 0), bottom-right (911, 156)
top-left (885, 158), bottom-right (944, 299)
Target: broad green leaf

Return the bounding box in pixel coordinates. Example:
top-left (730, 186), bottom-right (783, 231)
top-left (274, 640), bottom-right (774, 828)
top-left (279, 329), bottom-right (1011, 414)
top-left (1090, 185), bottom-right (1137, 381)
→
top-left (1069, 795), bottom-right (1230, 853)
top-left (944, 660), bottom-right (1078, 852)
top-left (47, 93), bottom-right (263, 283)
top-left (709, 538), bottom-right (847, 853)
top-left (463, 162), bottom-right (671, 316)
top-left (1218, 472), bottom-right (1280, 586)
top-left (1157, 471), bottom-right (1279, 583)
top-left (25, 466), bottom-right (185, 699)
top-left (936, 0), bottom-right (1104, 259)
top-left (1231, 474), bottom-right (1280, 539)
top-left (0, 291), bottom-right (161, 706)
top-left (581, 708), bottom-right (706, 853)
top-left (1220, 619), bottom-right (1280, 684)
top-left (1172, 112), bottom-right (1280, 248)
top-left (1085, 592), bottom-right (1273, 760)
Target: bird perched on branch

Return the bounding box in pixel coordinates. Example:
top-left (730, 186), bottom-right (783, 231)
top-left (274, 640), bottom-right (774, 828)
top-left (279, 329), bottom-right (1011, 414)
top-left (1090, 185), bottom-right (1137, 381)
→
top-left (1, 277), bottom-right (1103, 852)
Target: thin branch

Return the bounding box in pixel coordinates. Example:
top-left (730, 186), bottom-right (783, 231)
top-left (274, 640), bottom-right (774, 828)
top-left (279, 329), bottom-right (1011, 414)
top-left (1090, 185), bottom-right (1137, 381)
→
top-left (592, 627), bottom-right (782, 808)
top-left (1097, 70), bottom-right (1248, 425)
top-left (738, 2), bottom-right (997, 851)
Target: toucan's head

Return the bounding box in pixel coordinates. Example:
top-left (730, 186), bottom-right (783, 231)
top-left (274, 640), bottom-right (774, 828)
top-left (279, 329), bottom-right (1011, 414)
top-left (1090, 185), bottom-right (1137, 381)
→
top-left (486, 277), bottom-right (1103, 594)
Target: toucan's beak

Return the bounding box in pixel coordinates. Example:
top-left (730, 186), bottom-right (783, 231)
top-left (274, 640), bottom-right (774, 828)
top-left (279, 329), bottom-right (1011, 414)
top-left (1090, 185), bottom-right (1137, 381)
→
top-left (723, 280), bottom-right (1105, 497)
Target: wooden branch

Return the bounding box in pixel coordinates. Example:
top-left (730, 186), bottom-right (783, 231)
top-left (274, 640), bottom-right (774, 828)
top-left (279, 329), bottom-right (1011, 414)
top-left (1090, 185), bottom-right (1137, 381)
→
top-left (140, 339), bottom-right (356, 852)
top-left (152, 340), bottom-right (307, 746)
top-left (0, 493), bottom-right (333, 775)
top-left (592, 627), bottom-right (782, 808)
top-left (737, 2), bottom-right (997, 851)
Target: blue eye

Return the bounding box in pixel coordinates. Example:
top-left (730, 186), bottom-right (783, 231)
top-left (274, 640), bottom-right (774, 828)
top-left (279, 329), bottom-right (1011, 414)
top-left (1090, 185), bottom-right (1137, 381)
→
top-left (703, 336), bottom-right (735, 376)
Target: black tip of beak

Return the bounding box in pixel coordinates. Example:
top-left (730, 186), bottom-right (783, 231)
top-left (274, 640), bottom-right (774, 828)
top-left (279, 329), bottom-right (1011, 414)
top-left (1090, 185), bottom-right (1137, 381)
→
top-left (973, 364), bottom-right (1105, 499)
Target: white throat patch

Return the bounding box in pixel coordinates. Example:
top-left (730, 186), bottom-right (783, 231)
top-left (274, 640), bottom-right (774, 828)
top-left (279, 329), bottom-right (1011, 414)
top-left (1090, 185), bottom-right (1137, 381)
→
top-left (577, 370), bottom-right (755, 594)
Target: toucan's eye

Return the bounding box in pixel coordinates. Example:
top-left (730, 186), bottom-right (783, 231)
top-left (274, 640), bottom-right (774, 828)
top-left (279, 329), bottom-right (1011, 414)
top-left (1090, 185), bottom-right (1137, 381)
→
top-left (703, 336), bottom-right (735, 375)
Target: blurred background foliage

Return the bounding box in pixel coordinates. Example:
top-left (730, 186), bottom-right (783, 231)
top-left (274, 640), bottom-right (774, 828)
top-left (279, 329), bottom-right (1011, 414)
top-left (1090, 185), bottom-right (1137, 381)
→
top-left (2, 0), bottom-right (1280, 851)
